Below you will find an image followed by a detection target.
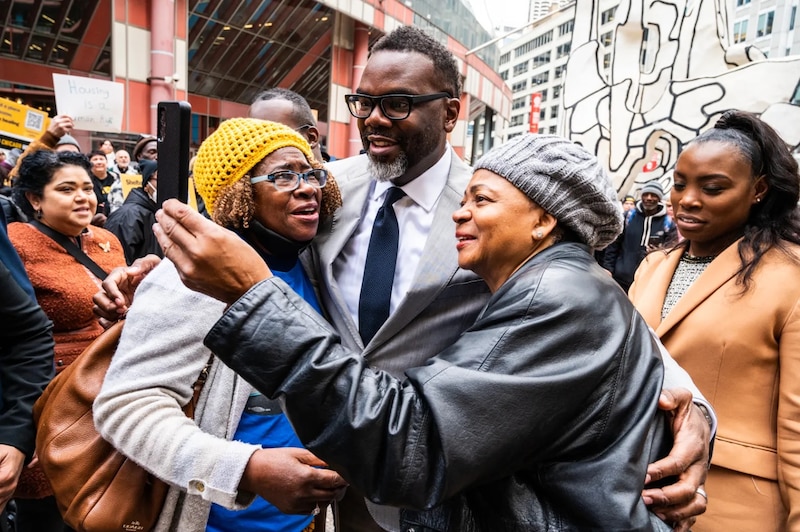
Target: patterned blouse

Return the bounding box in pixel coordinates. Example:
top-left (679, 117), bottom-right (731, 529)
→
top-left (662, 253), bottom-right (716, 320)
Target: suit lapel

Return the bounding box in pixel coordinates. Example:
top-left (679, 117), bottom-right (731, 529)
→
top-left (636, 250), bottom-right (682, 327)
top-left (656, 241), bottom-right (743, 337)
top-left (313, 167), bottom-right (374, 348)
top-left (366, 153), bottom-right (473, 350)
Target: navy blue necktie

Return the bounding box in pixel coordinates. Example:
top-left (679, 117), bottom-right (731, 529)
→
top-left (359, 187), bottom-right (406, 344)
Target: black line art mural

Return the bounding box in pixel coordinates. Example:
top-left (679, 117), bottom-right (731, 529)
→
top-left (564, 0), bottom-right (800, 196)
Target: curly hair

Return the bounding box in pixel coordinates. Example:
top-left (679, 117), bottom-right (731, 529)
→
top-left (12, 150), bottom-right (92, 218)
top-left (370, 26), bottom-right (461, 98)
top-left (688, 110), bottom-right (800, 288)
top-left (212, 157), bottom-right (342, 230)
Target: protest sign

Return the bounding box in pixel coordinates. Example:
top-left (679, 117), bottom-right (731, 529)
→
top-left (53, 74), bottom-right (124, 133)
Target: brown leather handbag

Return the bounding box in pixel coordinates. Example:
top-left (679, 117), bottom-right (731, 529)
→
top-left (33, 320), bottom-right (211, 532)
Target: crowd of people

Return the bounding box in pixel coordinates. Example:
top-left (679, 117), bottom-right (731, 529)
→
top-left (1, 23), bottom-right (799, 532)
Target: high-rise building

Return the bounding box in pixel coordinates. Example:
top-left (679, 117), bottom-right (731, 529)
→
top-left (729, 0), bottom-right (799, 59)
top-left (528, 0), bottom-right (572, 22)
top-left (499, 0), bottom-right (800, 143)
top-left (498, 0), bottom-right (619, 141)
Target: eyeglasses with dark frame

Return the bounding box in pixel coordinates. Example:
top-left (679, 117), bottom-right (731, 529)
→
top-left (250, 168), bottom-right (328, 192)
top-left (344, 92), bottom-right (452, 121)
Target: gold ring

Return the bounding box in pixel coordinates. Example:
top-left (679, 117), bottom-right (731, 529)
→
top-left (696, 487), bottom-right (707, 501)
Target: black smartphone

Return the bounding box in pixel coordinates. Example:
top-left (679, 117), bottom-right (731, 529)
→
top-left (156, 101), bottom-right (191, 208)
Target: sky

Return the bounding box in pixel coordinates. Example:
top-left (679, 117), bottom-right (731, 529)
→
top-left (468, 0), bottom-right (532, 33)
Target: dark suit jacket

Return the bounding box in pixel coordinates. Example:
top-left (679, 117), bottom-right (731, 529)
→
top-left (0, 258), bottom-right (54, 459)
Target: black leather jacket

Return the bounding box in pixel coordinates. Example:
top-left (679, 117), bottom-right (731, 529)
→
top-left (205, 243), bottom-right (671, 531)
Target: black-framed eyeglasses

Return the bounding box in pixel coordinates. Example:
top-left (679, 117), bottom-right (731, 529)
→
top-left (250, 169), bottom-right (328, 192)
top-left (344, 92), bottom-right (452, 120)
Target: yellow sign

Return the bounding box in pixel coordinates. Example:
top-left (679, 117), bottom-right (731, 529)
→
top-left (0, 98), bottom-right (51, 151)
top-left (120, 173), bottom-right (143, 199)
top-left (120, 173), bottom-right (198, 210)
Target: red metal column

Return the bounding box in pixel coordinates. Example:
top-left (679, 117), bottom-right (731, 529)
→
top-left (347, 23), bottom-right (370, 157)
top-left (149, 0), bottom-right (175, 131)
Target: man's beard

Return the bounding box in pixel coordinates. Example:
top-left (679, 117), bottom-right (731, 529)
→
top-left (367, 151), bottom-right (408, 182)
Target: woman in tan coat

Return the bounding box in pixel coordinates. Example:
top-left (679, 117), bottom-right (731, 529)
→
top-left (629, 110), bottom-right (800, 531)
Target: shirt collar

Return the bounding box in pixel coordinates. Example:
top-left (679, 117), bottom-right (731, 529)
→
top-left (372, 146), bottom-right (452, 212)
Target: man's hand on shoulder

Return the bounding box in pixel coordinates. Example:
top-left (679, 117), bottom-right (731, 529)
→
top-left (644, 387), bottom-right (710, 531)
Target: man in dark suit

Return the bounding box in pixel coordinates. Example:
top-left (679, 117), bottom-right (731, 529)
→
top-left (313, 26), bottom-right (711, 532)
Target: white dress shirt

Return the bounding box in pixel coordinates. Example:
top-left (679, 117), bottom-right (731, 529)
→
top-left (333, 148), bottom-right (453, 335)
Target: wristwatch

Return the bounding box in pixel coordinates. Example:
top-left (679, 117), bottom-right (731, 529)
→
top-left (695, 403), bottom-right (714, 432)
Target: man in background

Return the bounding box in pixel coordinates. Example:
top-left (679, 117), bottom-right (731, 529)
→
top-left (249, 88), bottom-right (325, 163)
top-left (88, 149), bottom-right (122, 224)
top-left (603, 180), bottom-right (677, 291)
top-left (114, 150), bottom-right (137, 176)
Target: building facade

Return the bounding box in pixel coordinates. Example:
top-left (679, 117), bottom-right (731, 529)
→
top-left (498, 0), bottom-right (620, 142)
top-left (0, 0), bottom-right (511, 161)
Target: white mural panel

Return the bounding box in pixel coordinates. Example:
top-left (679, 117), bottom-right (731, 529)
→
top-left (564, 0), bottom-right (800, 197)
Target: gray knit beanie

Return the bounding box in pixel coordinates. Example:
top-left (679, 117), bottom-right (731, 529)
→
top-left (474, 134), bottom-right (623, 249)
top-left (56, 134), bottom-right (81, 151)
top-left (639, 180), bottom-right (664, 200)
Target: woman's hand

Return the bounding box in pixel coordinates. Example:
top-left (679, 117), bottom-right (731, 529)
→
top-left (47, 114), bottom-right (74, 139)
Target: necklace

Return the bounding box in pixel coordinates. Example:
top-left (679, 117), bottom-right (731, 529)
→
top-left (682, 251), bottom-right (717, 263)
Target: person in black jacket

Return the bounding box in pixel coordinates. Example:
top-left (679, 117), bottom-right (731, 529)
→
top-left (152, 134), bottom-right (692, 531)
top-left (105, 160), bottom-right (162, 265)
top-left (603, 180), bottom-right (677, 291)
top-left (0, 209), bottom-right (54, 515)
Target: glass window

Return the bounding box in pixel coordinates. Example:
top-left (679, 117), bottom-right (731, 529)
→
top-left (531, 71), bottom-right (549, 85)
top-left (758, 10), bottom-right (775, 37)
top-left (558, 20), bottom-right (574, 36)
top-left (601, 7), bottom-right (617, 24)
top-left (733, 20), bottom-right (748, 43)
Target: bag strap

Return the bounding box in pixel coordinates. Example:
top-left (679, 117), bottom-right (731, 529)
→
top-left (29, 220), bottom-right (108, 281)
top-left (185, 354), bottom-right (214, 419)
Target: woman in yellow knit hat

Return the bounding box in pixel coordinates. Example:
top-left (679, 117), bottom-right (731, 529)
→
top-left (93, 118), bottom-right (347, 532)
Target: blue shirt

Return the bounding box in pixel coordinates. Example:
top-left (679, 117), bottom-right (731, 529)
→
top-left (206, 259), bottom-right (318, 532)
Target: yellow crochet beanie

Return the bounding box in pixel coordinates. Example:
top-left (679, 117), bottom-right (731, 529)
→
top-left (193, 118), bottom-right (314, 215)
